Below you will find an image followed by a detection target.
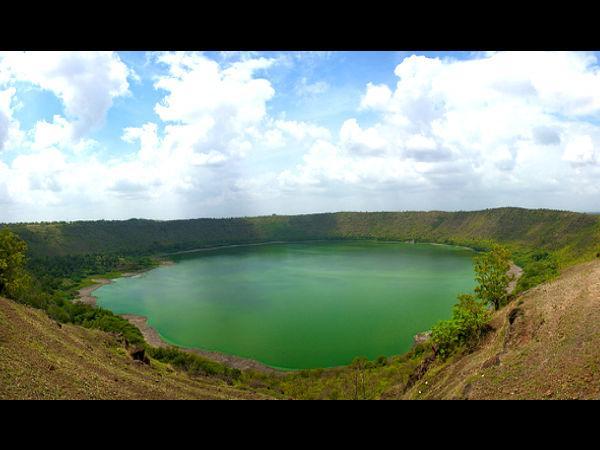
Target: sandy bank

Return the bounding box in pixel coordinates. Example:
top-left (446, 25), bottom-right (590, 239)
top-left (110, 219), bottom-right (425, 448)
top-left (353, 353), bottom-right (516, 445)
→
top-left (75, 260), bottom-right (175, 307)
top-left (75, 260), bottom-right (278, 374)
top-left (120, 314), bottom-right (279, 374)
top-left (76, 279), bottom-right (113, 306)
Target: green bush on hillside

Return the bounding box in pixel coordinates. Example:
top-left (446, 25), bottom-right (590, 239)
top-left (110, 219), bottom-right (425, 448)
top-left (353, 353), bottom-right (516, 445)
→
top-left (514, 251), bottom-right (559, 292)
top-left (431, 294), bottom-right (491, 358)
top-left (147, 346), bottom-right (242, 382)
top-left (45, 296), bottom-right (145, 345)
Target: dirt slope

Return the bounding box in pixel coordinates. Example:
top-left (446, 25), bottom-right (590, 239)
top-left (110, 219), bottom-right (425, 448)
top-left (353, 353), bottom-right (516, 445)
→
top-left (0, 297), bottom-right (272, 400)
top-left (397, 259), bottom-right (600, 400)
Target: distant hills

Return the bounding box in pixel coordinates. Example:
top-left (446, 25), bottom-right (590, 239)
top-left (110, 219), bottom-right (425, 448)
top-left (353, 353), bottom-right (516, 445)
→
top-left (4, 208), bottom-right (599, 266)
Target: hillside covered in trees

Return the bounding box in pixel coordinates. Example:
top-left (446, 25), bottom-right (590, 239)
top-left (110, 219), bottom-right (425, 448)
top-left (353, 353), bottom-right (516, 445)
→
top-left (5, 207), bottom-right (599, 261)
top-left (5, 207), bottom-right (600, 295)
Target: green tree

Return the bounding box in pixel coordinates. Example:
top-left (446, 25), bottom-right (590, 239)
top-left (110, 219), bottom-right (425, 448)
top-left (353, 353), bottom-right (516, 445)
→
top-left (0, 228), bottom-right (29, 299)
top-left (431, 294), bottom-right (490, 358)
top-left (452, 294), bottom-right (490, 343)
top-left (474, 243), bottom-right (512, 310)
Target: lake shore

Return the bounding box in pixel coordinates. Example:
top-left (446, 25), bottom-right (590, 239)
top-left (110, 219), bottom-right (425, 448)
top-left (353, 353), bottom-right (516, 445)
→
top-left (121, 314), bottom-right (279, 374)
top-left (75, 259), bottom-right (280, 374)
top-left (76, 242), bottom-right (522, 375)
top-left (75, 260), bottom-right (175, 307)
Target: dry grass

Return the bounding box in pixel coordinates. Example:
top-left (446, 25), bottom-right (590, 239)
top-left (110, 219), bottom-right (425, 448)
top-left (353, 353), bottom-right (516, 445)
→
top-left (397, 259), bottom-right (600, 399)
top-left (0, 297), bottom-right (273, 400)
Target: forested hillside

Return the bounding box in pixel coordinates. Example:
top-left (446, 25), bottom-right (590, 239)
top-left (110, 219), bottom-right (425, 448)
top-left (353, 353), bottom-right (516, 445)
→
top-left (5, 208), bottom-right (600, 262)
top-left (3, 207), bottom-right (600, 295)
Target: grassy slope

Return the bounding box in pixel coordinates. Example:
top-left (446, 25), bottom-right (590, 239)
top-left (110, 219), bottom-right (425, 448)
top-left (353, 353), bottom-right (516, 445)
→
top-left (392, 258), bottom-right (600, 400)
top-left (0, 297), bottom-right (273, 400)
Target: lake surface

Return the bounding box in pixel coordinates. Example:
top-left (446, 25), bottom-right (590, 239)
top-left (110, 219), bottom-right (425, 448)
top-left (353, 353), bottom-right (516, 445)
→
top-left (95, 241), bottom-right (476, 369)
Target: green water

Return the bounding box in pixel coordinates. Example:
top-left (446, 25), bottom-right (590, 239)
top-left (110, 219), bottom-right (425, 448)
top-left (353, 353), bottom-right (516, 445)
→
top-left (95, 241), bottom-right (476, 369)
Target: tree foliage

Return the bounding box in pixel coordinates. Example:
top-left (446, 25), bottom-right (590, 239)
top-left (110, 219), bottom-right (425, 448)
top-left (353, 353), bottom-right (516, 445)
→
top-left (0, 228), bottom-right (146, 345)
top-left (474, 243), bottom-right (512, 310)
top-left (431, 294), bottom-right (491, 358)
top-left (0, 228), bottom-right (30, 299)
top-left (146, 346), bottom-right (241, 382)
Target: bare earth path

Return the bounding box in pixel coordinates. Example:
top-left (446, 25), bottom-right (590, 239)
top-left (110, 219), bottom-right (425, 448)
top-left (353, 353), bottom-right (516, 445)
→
top-left (507, 262), bottom-right (524, 294)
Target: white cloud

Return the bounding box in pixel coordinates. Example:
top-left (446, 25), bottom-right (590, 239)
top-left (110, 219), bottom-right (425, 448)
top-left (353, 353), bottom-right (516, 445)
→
top-left (563, 135), bottom-right (597, 166)
top-left (154, 52), bottom-right (274, 129)
top-left (274, 119), bottom-right (331, 141)
top-left (0, 109), bottom-right (8, 151)
top-left (296, 77), bottom-right (329, 96)
top-left (340, 119), bottom-right (387, 155)
top-left (0, 51), bottom-right (132, 139)
top-left (4, 51), bottom-right (600, 220)
top-left (360, 82), bottom-right (392, 110)
top-left (29, 115), bottom-right (97, 154)
top-left (260, 51), bottom-right (600, 212)
top-left (0, 87), bottom-right (24, 151)
top-left (0, 88), bottom-right (14, 150)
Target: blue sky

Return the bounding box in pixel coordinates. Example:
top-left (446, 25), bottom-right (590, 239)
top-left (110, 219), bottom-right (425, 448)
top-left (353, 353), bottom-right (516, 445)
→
top-left (1, 51), bottom-right (600, 222)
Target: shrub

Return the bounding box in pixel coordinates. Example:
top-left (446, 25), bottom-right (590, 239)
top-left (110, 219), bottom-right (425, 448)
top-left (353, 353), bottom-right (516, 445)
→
top-left (47, 303), bottom-right (71, 323)
top-left (375, 355), bottom-right (388, 367)
top-left (431, 294), bottom-right (490, 358)
top-left (146, 346), bottom-right (241, 382)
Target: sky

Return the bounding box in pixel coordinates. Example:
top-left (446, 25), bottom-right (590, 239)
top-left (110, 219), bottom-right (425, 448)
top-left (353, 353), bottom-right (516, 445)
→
top-left (1, 50), bottom-right (600, 222)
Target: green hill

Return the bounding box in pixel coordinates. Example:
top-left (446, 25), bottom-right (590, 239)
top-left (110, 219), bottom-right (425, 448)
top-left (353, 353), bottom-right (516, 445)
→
top-left (6, 207), bottom-right (600, 295)
top-left (6, 207), bottom-right (600, 262)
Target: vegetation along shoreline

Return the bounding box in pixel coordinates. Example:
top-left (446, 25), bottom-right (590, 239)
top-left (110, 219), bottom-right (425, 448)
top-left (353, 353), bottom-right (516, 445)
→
top-left (76, 239), bottom-right (522, 374)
